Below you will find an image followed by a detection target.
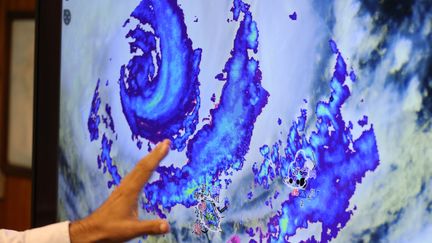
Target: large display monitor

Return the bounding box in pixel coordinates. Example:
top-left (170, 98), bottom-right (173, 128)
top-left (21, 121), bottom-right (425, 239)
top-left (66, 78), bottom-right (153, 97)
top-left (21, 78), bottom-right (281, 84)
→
top-left (34, 0), bottom-right (432, 242)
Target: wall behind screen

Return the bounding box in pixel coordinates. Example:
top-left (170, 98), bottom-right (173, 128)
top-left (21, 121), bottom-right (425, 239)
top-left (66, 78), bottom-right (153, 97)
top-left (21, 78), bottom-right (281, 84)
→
top-left (0, 0), bottom-right (35, 231)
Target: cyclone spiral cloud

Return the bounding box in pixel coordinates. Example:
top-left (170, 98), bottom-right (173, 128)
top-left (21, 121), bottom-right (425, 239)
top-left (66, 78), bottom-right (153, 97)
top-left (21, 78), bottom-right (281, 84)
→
top-left (88, 0), bottom-right (269, 216)
top-left (119, 0), bottom-right (202, 152)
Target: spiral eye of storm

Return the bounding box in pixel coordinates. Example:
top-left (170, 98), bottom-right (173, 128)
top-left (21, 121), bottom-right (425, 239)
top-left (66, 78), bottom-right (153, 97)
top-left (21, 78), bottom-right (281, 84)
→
top-left (119, 0), bottom-right (202, 152)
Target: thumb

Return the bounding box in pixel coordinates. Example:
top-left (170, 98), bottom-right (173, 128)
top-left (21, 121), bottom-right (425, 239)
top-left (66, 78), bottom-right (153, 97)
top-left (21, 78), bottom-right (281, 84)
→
top-left (128, 219), bottom-right (170, 236)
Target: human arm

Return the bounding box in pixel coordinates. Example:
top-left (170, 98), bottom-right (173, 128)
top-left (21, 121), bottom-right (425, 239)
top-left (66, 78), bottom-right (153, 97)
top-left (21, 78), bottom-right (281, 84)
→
top-left (69, 139), bottom-right (171, 242)
top-left (0, 222), bottom-right (71, 243)
top-left (0, 139), bottom-right (171, 243)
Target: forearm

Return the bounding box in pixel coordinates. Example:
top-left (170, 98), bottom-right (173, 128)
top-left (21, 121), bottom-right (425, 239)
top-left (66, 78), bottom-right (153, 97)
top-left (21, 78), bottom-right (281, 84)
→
top-left (69, 219), bottom-right (105, 243)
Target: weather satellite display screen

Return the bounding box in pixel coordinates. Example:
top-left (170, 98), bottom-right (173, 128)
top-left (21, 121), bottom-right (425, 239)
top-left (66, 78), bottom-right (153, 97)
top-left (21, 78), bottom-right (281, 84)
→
top-left (58, 0), bottom-right (432, 242)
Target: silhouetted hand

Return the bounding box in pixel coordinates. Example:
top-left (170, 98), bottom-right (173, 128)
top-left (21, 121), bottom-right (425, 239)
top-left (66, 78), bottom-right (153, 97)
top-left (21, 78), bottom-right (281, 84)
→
top-left (69, 139), bottom-right (171, 243)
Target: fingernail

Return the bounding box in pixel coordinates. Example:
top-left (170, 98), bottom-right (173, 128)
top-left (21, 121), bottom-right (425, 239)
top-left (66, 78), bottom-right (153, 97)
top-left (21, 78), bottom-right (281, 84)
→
top-left (159, 222), bottom-right (169, 232)
top-left (158, 141), bottom-right (166, 150)
top-left (161, 139), bottom-right (170, 150)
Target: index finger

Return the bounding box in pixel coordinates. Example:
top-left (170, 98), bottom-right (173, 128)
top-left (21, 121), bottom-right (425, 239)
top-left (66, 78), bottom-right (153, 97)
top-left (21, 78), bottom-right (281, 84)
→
top-left (120, 139), bottom-right (170, 194)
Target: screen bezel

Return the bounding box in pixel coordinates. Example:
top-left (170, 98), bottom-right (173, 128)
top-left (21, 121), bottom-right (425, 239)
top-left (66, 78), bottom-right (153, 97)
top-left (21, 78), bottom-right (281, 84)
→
top-left (32, 0), bottom-right (62, 227)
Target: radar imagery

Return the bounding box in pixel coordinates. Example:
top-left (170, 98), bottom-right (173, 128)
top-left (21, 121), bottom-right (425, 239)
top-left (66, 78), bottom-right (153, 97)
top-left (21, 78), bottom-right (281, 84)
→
top-left (59, 0), bottom-right (432, 242)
